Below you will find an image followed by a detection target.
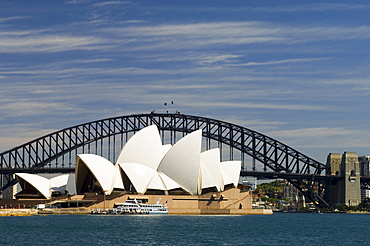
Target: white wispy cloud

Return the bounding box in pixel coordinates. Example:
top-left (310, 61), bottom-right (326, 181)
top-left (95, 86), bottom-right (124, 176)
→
top-left (227, 57), bottom-right (332, 67)
top-left (93, 1), bottom-right (130, 7)
top-left (131, 5), bottom-right (370, 34)
top-left (68, 58), bottom-right (114, 63)
top-left (219, 116), bottom-right (287, 132)
top-left (0, 16), bottom-right (29, 23)
top-left (252, 3), bottom-right (370, 13)
top-left (33, 89), bottom-right (54, 94)
top-left (181, 54), bottom-right (242, 65)
top-left (0, 101), bottom-right (70, 117)
top-left (265, 127), bottom-right (370, 155)
top-left (286, 25), bottom-right (370, 42)
top-left (97, 21), bottom-right (370, 53)
top-left (159, 3), bottom-right (370, 14)
top-left (0, 30), bottom-right (110, 53)
top-left (1, 20), bottom-right (370, 55)
top-left (0, 124), bottom-right (59, 151)
top-left (65, 0), bottom-right (92, 5)
top-left (107, 22), bottom-right (286, 48)
top-left (268, 127), bottom-right (358, 138)
top-left (0, 67), bottom-right (166, 76)
top-left (186, 101), bottom-right (330, 111)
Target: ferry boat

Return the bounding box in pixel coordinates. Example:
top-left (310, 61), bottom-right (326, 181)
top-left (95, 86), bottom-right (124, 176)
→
top-left (115, 199), bottom-right (168, 215)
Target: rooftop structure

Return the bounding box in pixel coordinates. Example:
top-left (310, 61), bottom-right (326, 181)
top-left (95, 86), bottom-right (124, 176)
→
top-left (76, 125), bottom-right (241, 196)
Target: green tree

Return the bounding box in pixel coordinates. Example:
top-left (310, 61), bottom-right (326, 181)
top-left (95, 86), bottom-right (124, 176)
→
top-left (358, 198), bottom-right (370, 211)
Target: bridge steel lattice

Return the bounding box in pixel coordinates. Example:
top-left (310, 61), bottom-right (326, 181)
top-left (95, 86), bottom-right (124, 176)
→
top-left (0, 113), bottom-right (335, 207)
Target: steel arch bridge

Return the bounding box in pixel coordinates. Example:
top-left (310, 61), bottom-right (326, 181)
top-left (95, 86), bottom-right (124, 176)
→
top-left (0, 112), bottom-right (338, 208)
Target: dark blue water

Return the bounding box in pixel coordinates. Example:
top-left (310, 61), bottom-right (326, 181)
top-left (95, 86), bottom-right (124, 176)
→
top-left (0, 213), bottom-right (369, 245)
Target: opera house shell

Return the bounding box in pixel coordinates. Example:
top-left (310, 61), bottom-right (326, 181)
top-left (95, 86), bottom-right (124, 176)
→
top-left (15, 173), bottom-right (69, 199)
top-left (76, 125), bottom-right (241, 196)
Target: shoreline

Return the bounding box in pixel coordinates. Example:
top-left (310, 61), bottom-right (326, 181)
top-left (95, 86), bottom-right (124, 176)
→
top-left (3, 208), bottom-right (370, 216)
top-left (0, 208), bottom-right (272, 216)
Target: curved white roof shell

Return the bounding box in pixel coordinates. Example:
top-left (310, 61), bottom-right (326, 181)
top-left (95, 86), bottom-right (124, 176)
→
top-left (76, 154), bottom-right (118, 195)
top-left (117, 163), bottom-right (182, 193)
top-left (159, 172), bottom-right (182, 190)
top-left (50, 174), bottom-right (70, 193)
top-left (113, 164), bottom-right (125, 190)
top-left (220, 161), bottom-right (241, 187)
top-left (200, 148), bottom-right (221, 191)
top-left (116, 125), bottom-right (164, 170)
top-left (158, 130), bottom-right (202, 195)
top-left (148, 171), bottom-right (182, 191)
top-left (118, 162), bottom-right (156, 194)
top-left (162, 144), bottom-right (172, 156)
top-left (200, 163), bottom-right (215, 190)
top-left (15, 173), bottom-right (51, 199)
top-left (146, 171), bottom-right (167, 191)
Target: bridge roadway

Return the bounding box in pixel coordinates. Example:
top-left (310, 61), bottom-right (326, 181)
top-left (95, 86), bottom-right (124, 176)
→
top-left (0, 167), bottom-right (345, 180)
top-left (2, 166), bottom-right (370, 183)
top-left (242, 171), bottom-right (370, 187)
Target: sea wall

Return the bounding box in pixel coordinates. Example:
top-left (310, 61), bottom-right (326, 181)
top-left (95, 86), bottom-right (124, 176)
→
top-left (169, 208), bottom-right (273, 215)
top-left (38, 208), bottom-right (90, 214)
top-left (0, 209), bottom-right (38, 216)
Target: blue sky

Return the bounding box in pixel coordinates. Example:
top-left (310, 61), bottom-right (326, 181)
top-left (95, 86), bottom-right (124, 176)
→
top-left (1, 1), bottom-right (370, 163)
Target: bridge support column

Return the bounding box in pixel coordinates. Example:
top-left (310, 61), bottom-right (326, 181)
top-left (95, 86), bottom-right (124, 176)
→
top-left (326, 152), bottom-right (361, 207)
top-left (342, 152), bottom-right (361, 206)
top-left (326, 153), bottom-right (342, 206)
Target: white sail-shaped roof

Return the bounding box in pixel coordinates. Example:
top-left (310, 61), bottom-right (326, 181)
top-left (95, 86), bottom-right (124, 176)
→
top-left (15, 173), bottom-right (51, 199)
top-left (116, 125), bottom-right (164, 170)
top-left (220, 161), bottom-right (241, 187)
top-left (200, 148), bottom-right (221, 191)
top-left (146, 171), bottom-right (182, 191)
top-left (113, 164), bottom-right (125, 190)
top-left (158, 130), bottom-right (202, 195)
top-left (146, 172), bottom-right (167, 190)
top-left (200, 163), bottom-right (215, 190)
top-left (162, 144), bottom-right (172, 156)
top-left (157, 172), bottom-right (182, 191)
top-left (50, 174), bottom-right (69, 193)
top-left (76, 154), bottom-right (117, 195)
top-left (118, 162), bottom-right (156, 194)
top-left (117, 162), bottom-right (182, 193)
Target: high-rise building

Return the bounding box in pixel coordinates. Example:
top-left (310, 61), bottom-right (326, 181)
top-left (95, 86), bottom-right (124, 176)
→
top-left (359, 156), bottom-right (370, 177)
top-left (361, 189), bottom-right (370, 201)
top-left (359, 156), bottom-right (370, 200)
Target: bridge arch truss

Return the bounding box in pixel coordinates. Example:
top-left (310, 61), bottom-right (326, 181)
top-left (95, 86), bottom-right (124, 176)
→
top-left (0, 113), bottom-right (331, 207)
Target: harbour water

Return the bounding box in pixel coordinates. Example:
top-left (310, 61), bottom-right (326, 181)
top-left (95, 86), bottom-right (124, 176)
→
top-left (0, 213), bottom-right (369, 245)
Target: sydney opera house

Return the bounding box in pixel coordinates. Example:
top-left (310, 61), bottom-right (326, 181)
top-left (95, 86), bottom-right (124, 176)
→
top-left (12, 125), bottom-right (269, 215)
